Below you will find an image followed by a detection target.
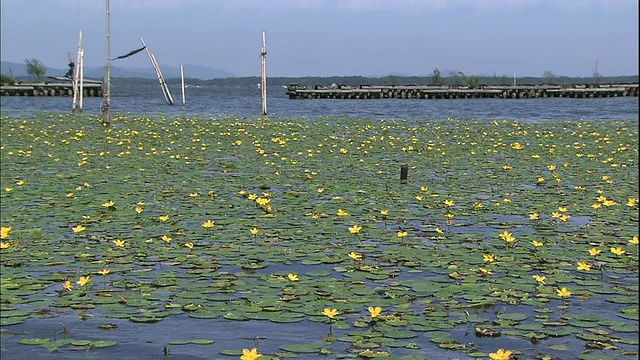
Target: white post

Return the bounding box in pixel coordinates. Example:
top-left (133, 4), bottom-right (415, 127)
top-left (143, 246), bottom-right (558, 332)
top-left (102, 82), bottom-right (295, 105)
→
top-left (181, 64), bottom-right (186, 104)
top-left (78, 47), bottom-right (84, 111)
top-left (261, 30), bottom-right (267, 116)
top-left (102, 0), bottom-right (111, 125)
top-left (72, 31), bottom-right (82, 112)
top-left (513, 73), bottom-right (516, 87)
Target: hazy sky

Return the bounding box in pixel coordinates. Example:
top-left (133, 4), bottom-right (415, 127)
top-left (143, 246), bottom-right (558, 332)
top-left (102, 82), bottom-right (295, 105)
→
top-left (1, 0), bottom-right (638, 77)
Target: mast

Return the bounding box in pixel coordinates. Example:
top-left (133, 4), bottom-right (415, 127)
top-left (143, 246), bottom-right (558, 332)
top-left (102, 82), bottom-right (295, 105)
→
top-left (101, 0), bottom-right (111, 125)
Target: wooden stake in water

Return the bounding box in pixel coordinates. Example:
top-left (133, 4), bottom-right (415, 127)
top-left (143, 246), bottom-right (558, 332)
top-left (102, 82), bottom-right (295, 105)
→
top-left (180, 64), bottom-right (186, 104)
top-left (72, 31), bottom-right (83, 112)
top-left (261, 31), bottom-right (267, 116)
top-left (101, 0), bottom-right (111, 125)
top-left (141, 38), bottom-right (174, 105)
top-left (400, 164), bottom-right (408, 183)
top-left (78, 46), bottom-right (84, 111)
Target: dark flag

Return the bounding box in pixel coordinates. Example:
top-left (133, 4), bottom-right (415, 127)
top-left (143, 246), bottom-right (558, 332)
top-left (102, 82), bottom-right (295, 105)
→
top-left (114, 46), bottom-right (146, 60)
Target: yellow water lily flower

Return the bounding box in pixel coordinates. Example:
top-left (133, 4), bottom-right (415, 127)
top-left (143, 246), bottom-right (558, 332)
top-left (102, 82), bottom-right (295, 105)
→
top-left (531, 240), bottom-right (543, 247)
top-left (532, 274), bottom-right (546, 285)
top-left (588, 248), bottom-right (602, 256)
top-left (1, 226), bottom-right (12, 239)
top-left (0, 242), bottom-right (10, 249)
top-left (76, 276), bottom-right (90, 286)
top-left (444, 199), bottom-right (455, 207)
top-left (627, 198), bottom-right (638, 207)
top-left (98, 269), bottom-right (111, 276)
top-left (368, 306), bottom-right (382, 318)
top-left (498, 230), bottom-right (516, 243)
top-left (610, 247), bottom-right (626, 255)
top-left (250, 227), bottom-right (259, 235)
top-left (135, 206), bottom-right (144, 214)
top-left (16, 179), bottom-right (25, 185)
top-left (322, 308), bottom-right (339, 319)
top-left (397, 231), bottom-right (408, 238)
top-left (478, 267), bottom-right (493, 276)
top-left (556, 287), bottom-right (571, 297)
top-left (629, 236), bottom-right (639, 245)
top-left (435, 227), bottom-right (444, 235)
top-left (112, 239), bottom-right (126, 247)
top-left (159, 215), bottom-right (170, 222)
top-left (5, 187), bottom-right (13, 192)
top-left (348, 252), bottom-right (362, 261)
top-left (473, 202), bottom-right (483, 209)
top-left (287, 273), bottom-right (299, 282)
top-left (102, 200), bottom-right (115, 208)
top-left (348, 225), bottom-right (362, 234)
top-left (380, 209), bottom-right (389, 216)
top-left (483, 254), bottom-right (495, 263)
top-left (489, 348), bottom-right (513, 360)
top-left (72, 225), bottom-right (86, 233)
top-left (576, 261), bottom-right (592, 271)
top-left (336, 209), bottom-right (349, 216)
top-left (240, 347), bottom-right (262, 360)
top-left (161, 235), bottom-right (172, 243)
top-left (63, 280), bottom-right (73, 291)
top-left (202, 220), bottom-right (215, 228)
top-left (591, 203), bottom-right (602, 210)
top-left (184, 242), bottom-right (194, 249)
top-left (415, 195), bottom-right (423, 201)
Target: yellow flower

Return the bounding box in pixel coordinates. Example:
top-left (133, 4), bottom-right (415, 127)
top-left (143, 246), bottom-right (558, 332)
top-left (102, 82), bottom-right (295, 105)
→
top-left (339, 148), bottom-right (348, 154)
top-left (317, 188), bottom-right (325, 193)
top-left (576, 261), bottom-right (592, 271)
top-left (248, 193), bottom-right (258, 200)
top-left (368, 306), bottom-right (382, 318)
top-left (336, 209), bottom-right (349, 216)
top-left (420, 186), bottom-right (429, 192)
top-left (397, 231), bottom-right (408, 238)
top-left (1, 226), bottom-right (12, 239)
top-left (158, 215), bottom-right (169, 222)
top-left (98, 269), bottom-right (111, 276)
top-left (287, 273), bottom-right (299, 282)
top-left (322, 308), bottom-right (339, 319)
top-left (16, 179), bottom-right (25, 185)
top-left (72, 225), bottom-right (86, 233)
top-left (135, 206), bottom-right (144, 214)
top-left (532, 274), bottom-right (546, 284)
top-left (489, 348), bottom-right (513, 360)
top-left (202, 220), bottom-right (215, 229)
top-left (415, 195), bottom-right (423, 201)
top-left (557, 206), bottom-right (568, 212)
top-left (240, 347), bottom-right (262, 360)
top-left (5, 187), bottom-right (13, 192)
top-left (444, 200), bottom-right (455, 207)
top-left (188, 192), bottom-right (199, 197)
top-left (556, 287), bottom-right (571, 297)
top-left (348, 225), bottom-right (362, 234)
top-left (610, 247), bottom-right (626, 256)
top-left (102, 200), bottom-right (115, 208)
top-left (537, 177), bottom-right (545, 183)
top-left (498, 230), bottom-right (516, 243)
top-left (250, 227), bottom-right (260, 235)
top-left (529, 213), bottom-right (540, 220)
top-left (63, 280), bottom-right (73, 291)
top-left (591, 203), bottom-right (602, 210)
top-left (483, 254), bottom-right (495, 263)
top-left (0, 242), bottom-right (10, 249)
top-left (112, 239), bottom-right (126, 247)
top-left (531, 240), bottom-right (543, 247)
top-left (161, 235), bottom-right (172, 243)
top-left (76, 276), bottom-right (90, 286)
top-left (551, 212), bottom-right (561, 218)
top-left (380, 209), bottom-right (389, 216)
top-left (185, 242), bottom-right (194, 249)
top-left (629, 236), bottom-right (639, 245)
top-left (348, 252), bottom-right (362, 261)
top-left (473, 202), bottom-right (483, 209)
top-left (478, 267), bottom-right (492, 276)
top-left (547, 164), bottom-right (556, 171)
top-left (627, 198), bottom-right (638, 207)
top-left (602, 199), bottom-right (617, 207)
top-left (435, 227), bottom-right (444, 235)
top-left (588, 248), bottom-right (602, 256)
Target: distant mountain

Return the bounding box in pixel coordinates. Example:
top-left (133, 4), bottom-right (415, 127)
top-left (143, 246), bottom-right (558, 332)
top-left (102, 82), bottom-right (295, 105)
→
top-left (0, 61), bottom-right (236, 80)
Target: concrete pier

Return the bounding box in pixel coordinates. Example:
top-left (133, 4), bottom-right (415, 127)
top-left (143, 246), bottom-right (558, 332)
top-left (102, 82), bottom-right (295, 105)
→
top-left (287, 83), bottom-right (639, 99)
top-left (0, 82), bottom-right (103, 97)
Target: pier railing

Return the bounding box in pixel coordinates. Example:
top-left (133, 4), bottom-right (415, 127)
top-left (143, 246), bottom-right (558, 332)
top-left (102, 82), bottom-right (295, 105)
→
top-left (286, 83), bottom-right (639, 99)
top-left (0, 82), bottom-right (103, 97)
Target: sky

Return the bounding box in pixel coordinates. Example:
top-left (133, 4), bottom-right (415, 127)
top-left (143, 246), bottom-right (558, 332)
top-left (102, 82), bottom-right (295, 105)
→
top-left (1, 0), bottom-right (638, 77)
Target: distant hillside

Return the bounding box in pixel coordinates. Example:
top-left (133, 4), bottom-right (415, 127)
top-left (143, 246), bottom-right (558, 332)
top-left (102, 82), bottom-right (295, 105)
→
top-left (0, 61), bottom-right (236, 80)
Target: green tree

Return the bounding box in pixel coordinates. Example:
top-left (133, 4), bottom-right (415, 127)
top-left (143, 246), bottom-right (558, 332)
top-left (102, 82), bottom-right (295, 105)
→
top-left (431, 68), bottom-right (442, 85)
top-left (25, 58), bottom-right (46, 81)
top-left (0, 74), bottom-right (15, 85)
top-left (466, 75), bottom-right (481, 89)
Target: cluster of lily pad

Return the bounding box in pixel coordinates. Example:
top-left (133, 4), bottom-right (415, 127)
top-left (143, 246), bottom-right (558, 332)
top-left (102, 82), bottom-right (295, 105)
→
top-left (0, 114), bottom-right (638, 359)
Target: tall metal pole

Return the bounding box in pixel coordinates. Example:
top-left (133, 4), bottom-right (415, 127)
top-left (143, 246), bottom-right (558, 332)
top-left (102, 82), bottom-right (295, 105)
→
top-left (101, 0), bottom-right (111, 125)
top-left (181, 64), bottom-right (186, 104)
top-left (261, 31), bottom-right (267, 116)
top-left (72, 31), bottom-right (82, 112)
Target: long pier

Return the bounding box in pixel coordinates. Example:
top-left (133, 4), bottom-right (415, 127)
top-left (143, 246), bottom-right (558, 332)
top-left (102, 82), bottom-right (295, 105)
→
top-left (0, 82), bottom-right (103, 97)
top-left (287, 83), bottom-right (639, 99)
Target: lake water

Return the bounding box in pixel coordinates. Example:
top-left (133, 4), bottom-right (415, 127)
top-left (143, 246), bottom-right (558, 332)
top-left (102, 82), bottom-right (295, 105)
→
top-left (0, 83), bottom-right (638, 121)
